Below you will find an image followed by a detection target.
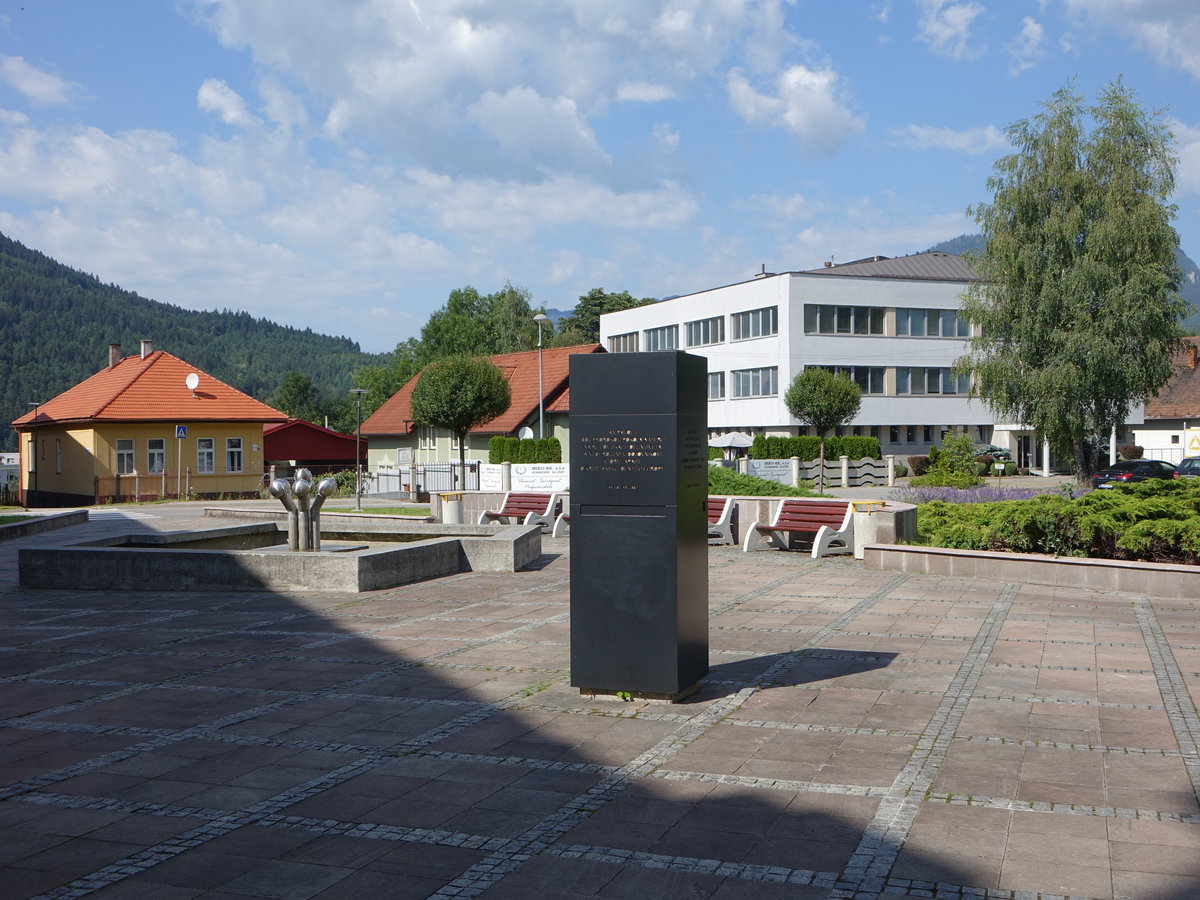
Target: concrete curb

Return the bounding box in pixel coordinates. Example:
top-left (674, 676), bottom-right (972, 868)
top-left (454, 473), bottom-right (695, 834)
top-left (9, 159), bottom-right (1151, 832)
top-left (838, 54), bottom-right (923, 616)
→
top-left (0, 509), bottom-right (88, 542)
top-left (863, 541), bottom-right (1200, 599)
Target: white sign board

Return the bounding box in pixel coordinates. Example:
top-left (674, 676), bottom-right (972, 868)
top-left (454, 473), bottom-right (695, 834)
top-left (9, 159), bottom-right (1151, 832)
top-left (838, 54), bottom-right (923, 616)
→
top-left (478, 463), bottom-right (504, 492)
top-left (512, 464), bottom-right (569, 492)
top-left (747, 459), bottom-right (794, 486)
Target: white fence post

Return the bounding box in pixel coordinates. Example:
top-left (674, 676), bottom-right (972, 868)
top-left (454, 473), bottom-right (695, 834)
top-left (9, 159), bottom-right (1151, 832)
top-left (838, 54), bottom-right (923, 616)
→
top-left (840, 455), bottom-right (849, 488)
top-left (501, 461), bottom-right (512, 492)
top-left (790, 456), bottom-right (800, 487)
top-left (886, 454), bottom-right (896, 486)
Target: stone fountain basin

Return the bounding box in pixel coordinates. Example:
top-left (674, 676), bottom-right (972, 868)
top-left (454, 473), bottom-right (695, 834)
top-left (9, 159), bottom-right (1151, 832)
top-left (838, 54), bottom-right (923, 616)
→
top-left (18, 519), bottom-right (542, 593)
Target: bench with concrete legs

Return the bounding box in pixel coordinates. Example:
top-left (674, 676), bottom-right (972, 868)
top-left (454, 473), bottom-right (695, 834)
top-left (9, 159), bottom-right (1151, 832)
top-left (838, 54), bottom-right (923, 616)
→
top-left (742, 498), bottom-right (854, 557)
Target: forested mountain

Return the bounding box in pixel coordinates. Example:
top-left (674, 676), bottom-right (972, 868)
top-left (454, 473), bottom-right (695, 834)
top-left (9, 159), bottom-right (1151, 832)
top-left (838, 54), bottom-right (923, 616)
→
top-left (927, 233), bottom-right (1200, 331)
top-left (0, 232), bottom-right (385, 449)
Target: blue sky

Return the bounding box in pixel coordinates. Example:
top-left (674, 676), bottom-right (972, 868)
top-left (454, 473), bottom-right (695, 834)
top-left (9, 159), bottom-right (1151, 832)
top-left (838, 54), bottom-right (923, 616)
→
top-left (1, 1), bottom-right (1198, 354)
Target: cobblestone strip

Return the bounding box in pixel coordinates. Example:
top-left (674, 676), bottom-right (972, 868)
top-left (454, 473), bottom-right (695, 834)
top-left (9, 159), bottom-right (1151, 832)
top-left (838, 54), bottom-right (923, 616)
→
top-left (424, 575), bottom-right (912, 899)
top-left (831, 582), bottom-right (1019, 900)
top-left (1134, 598), bottom-right (1200, 807)
top-left (957, 734), bottom-right (1184, 756)
top-left (924, 792), bottom-right (1200, 824)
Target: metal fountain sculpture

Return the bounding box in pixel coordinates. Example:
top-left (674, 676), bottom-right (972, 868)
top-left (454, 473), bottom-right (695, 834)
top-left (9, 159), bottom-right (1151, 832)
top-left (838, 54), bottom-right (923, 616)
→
top-left (269, 469), bottom-right (338, 551)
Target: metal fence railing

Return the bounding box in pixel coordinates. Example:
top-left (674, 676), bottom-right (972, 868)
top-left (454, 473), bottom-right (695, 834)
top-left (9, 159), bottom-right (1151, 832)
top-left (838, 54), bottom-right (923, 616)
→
top-left (367, 462), bottom-right (479, 498)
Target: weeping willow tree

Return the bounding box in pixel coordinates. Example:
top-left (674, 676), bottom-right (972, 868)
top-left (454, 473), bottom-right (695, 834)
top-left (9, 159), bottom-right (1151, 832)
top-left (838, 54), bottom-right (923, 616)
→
top-left (958, 79), bottom-right (1186, 484)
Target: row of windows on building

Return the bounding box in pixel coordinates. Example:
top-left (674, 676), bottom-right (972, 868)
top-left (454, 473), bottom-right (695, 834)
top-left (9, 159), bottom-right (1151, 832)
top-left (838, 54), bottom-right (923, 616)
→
top-left (806, 423), bottom-right (990, 444)
top-left (112, 437), bottom-right (243, 475)
top-left (707, 366), bottom-right (972, 400)
top-left (609, 304), bottom-right (971, 352)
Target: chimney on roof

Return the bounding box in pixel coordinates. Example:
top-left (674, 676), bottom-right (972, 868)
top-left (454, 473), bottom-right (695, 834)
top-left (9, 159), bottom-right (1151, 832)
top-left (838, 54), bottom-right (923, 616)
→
top-left (140, 339), bottom-right (154, 359)
top-left (823, 260), bottom-right (833, 268)
top-left (1189, 343), bottom-right (1197, 370)
top-left (108, 343), bottom-right (121, 369)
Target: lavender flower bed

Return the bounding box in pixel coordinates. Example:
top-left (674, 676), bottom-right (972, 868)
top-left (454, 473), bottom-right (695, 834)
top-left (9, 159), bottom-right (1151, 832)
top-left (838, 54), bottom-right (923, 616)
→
top-left (887, 485), bottom-right (1047, 504)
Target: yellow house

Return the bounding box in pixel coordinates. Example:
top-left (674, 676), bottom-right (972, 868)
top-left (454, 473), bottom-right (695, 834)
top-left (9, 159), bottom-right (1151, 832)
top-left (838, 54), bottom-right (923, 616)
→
top-left (11, 341), bottom-right (288, 507)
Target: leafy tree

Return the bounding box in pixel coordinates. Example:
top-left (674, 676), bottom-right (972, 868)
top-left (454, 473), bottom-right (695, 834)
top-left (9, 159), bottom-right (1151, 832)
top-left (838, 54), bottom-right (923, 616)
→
top-left (410, 355), bottom-right (512, 475)
top-left (486, 282), bottom-right (542, 354)
top-left (419, 287), bottom-right (494, 361)
top-left (783, 368), bottom-right (861, 491)
top-left (353, 337), bottom-right (424, 420)
top-left (958, 80), bottom-right (1186, 485)
top-left (553, 288), bottom-right (655, 345)
top-left (270, 371), bottom-right (322, 423)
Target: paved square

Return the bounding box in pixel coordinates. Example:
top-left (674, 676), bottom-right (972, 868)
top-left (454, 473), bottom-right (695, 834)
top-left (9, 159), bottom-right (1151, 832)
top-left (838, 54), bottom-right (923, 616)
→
top-left (1, 508), bottom-right (1198, 898)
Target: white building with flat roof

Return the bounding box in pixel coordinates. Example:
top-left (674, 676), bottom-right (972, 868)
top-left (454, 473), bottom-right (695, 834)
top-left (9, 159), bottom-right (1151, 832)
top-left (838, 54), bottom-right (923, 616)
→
top-left (599, 252), bottom-right (1115, 469)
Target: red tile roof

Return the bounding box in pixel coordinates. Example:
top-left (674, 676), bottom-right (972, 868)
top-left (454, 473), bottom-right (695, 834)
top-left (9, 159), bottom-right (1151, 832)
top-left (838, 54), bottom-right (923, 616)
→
top-left (362, 344), bottom-right (604, 436)
top-left (1145, 337), bottom-right (1200, 420)
top-left (11, 350), bottom-right (288, 428)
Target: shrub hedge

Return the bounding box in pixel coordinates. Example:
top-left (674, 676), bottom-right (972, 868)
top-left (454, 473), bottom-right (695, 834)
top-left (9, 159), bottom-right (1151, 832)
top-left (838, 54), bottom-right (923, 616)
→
top-left (488, 436), bottom-right (562, 463)
top-left (707, 465), bottom-right (820, 497)
top-left (750, 435), bottom-right (881, 461)
top-left (912, 479), bottom-right (1200, 564)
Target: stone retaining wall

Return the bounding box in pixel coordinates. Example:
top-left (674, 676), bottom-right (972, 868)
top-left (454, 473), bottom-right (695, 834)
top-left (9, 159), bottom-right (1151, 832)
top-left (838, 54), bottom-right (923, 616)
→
top-left (863, 543), bottom-right (1200, 599)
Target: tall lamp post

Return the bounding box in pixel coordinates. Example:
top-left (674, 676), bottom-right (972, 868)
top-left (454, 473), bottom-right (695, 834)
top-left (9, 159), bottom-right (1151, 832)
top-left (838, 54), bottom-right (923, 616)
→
top-left (350, 388), bottom-right (368, 511)
top-left (534, 313), bottom-right (549, 439)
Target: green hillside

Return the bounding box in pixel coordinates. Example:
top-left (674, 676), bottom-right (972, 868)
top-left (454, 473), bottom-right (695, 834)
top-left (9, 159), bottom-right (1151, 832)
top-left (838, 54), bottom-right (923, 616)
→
top-left (0, 232), bottom-right (386, 450)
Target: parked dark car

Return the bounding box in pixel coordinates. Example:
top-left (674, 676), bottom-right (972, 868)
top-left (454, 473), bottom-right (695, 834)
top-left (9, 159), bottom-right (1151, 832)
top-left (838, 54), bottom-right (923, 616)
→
top-left (1091, 459), bottom-right (1177, 489)
top-left (1173, 457), bottom-right (1200, 479)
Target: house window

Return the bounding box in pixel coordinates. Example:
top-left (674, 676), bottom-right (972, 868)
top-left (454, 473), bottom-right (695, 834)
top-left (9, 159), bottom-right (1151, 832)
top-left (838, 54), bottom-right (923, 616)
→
top-left (451, 431), bottom-right (470, 452)
top-left (609, 332), bottom-right (639, 353)
top-left (116, 439), bottom-right (135, 475)
top-left (896, 308), bottom-right (970, 337)
top-left (804, 305), bottom-right (884, 335)
top-left (27, 435), bottom-right (35, 472)
top-left (226, 437), bottom-right (243, 473)
top-left (730, 306), bottom-right (778, 340)
top-left (686, 316), bottom-right (725, 347)
top-left (810, 365), bottom-right (885, 395)
top-left (897, 368), bottom-right (970, 395)
top-left (643, 324), bottom-right (678, 352)
top-left (419, 425), bottom-right (436, 450)
top-left (924, 425), bottom-right (934, 443)
top-left (889, 426), bottom-right (899, 443)
top-left (55, 439), bottom-right (62, 474)
top-left (707, 372), bottom-right (725, 400)
top-left (731, 367), bottom-right (778, 398)
top-left (147, 438), bottom-right (166, 473)
top-left (197, 438), bottom-right (215, 474)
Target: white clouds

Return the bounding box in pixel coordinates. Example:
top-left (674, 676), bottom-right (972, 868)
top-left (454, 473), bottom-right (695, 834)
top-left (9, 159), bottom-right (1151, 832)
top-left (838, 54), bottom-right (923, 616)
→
top-left (889, 123), bottom-right (1008, 155)
top-left (467, 87), bottom-right (610, 174)
top-left (1007, 17), bottom-right (1044, 75)
top-left (1065, 0), bottom-right (1200, 80)
top-left (916, 0), bottom-right (985, 60)
top-left (197, 79), bottom-right (258, 128)
top-left (0, 55), bottom-right (78, 105)
top-left (1173, 119), bottom-right (1200, 197)
top-left (653, 123), bottom-right (680, 153)
top-left (617, 82), bottom-right (676, 103)
top-left (726, 65), bottom-right (865, 157)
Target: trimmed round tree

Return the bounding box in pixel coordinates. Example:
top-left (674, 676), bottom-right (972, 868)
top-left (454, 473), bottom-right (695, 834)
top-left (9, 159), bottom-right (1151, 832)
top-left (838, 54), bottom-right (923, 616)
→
top-left (410, 355), bottom-right (512, 478)
top-left (783, 368), bottom-right (862, 492)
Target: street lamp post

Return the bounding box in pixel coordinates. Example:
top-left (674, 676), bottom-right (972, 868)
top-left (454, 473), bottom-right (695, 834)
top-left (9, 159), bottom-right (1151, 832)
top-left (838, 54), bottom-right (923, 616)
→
top-left (350, 388), bottom-right (368, 511)
top-left (534, 313), bottom-right (549, 439)
top-left (25, 401), bottom-right (40, 506)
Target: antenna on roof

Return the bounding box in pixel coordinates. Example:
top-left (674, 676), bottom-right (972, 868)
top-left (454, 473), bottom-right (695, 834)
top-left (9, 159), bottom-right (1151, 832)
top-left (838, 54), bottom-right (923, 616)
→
top-left (185, 372), bottom-right (199, 398)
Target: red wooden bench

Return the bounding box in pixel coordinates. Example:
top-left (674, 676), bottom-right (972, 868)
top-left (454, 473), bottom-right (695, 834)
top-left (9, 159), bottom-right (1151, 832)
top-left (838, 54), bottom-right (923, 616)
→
top-left (553, 496), bottom-right (738, 543)
top-left (477, 492), bottom-right (564, 531)
top-left (707, 496), bottom-right (737, 545)
top-left (741, 499), bottom-right (854, 557)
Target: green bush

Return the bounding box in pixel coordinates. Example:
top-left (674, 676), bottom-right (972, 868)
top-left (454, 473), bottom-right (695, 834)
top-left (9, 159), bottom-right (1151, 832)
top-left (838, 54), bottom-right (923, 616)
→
top-left (909, 471), bottom-right (983, 489)
top-left (908, 455), bottom-right (930, 476)
top-left (707, 465), bottom-right (820, 497)
top-left (1004, 461), bottom-right (1017, 476)
top-left (912, 479), bottom-right (1200, 563)
top-left (749, 434), bottom-right (880, 461)
top-left (488, 436), bottom-right (560, 463)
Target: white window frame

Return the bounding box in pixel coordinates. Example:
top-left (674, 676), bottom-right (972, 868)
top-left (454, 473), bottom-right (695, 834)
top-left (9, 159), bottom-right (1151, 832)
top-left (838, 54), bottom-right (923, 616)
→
top-left (731, 366), bottom-right (778, 398)
top-left (686, 316), bottom-right (725, 347)
top-left (116, 438), bottom-right (135, 475)
top-left (197, 438), bottom-right (215, 474)
top-left (226, 437), bottom-right (243, 473)
top-left (643, 324), bottom-right (679, 352)
top-left (707, 372), bottom-right (725, 400)
top-left (609, 332), bottom-right (639, 353)
top-left (147, 438), bottom-right (166, 473)
top-left (730, 306), bottom-right (778, 341)
top-left (419, 425), bottom-right (436, 450)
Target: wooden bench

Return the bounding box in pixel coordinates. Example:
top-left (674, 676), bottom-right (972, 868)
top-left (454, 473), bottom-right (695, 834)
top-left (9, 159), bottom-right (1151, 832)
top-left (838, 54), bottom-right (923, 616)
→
top-left (707, 496), bottom-right (737, 545)
top-left (477, 492), bottom-right (564, 531)
top-left (552, 496), bottom-right (738, 543)
top-left (742, 499), bottom-right (854, 557)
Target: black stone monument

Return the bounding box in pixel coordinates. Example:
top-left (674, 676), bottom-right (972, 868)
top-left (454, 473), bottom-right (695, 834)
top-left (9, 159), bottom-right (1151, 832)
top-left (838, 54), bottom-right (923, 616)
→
top-left (568, 351), bottom-right (709, 700)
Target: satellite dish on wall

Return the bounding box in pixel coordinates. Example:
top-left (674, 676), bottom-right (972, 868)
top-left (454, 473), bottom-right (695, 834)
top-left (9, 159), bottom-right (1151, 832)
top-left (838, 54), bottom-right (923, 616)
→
top-left (518, 426), bottom-right (534, 440)
top-left (185, 372), bottom-right (199, 394)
